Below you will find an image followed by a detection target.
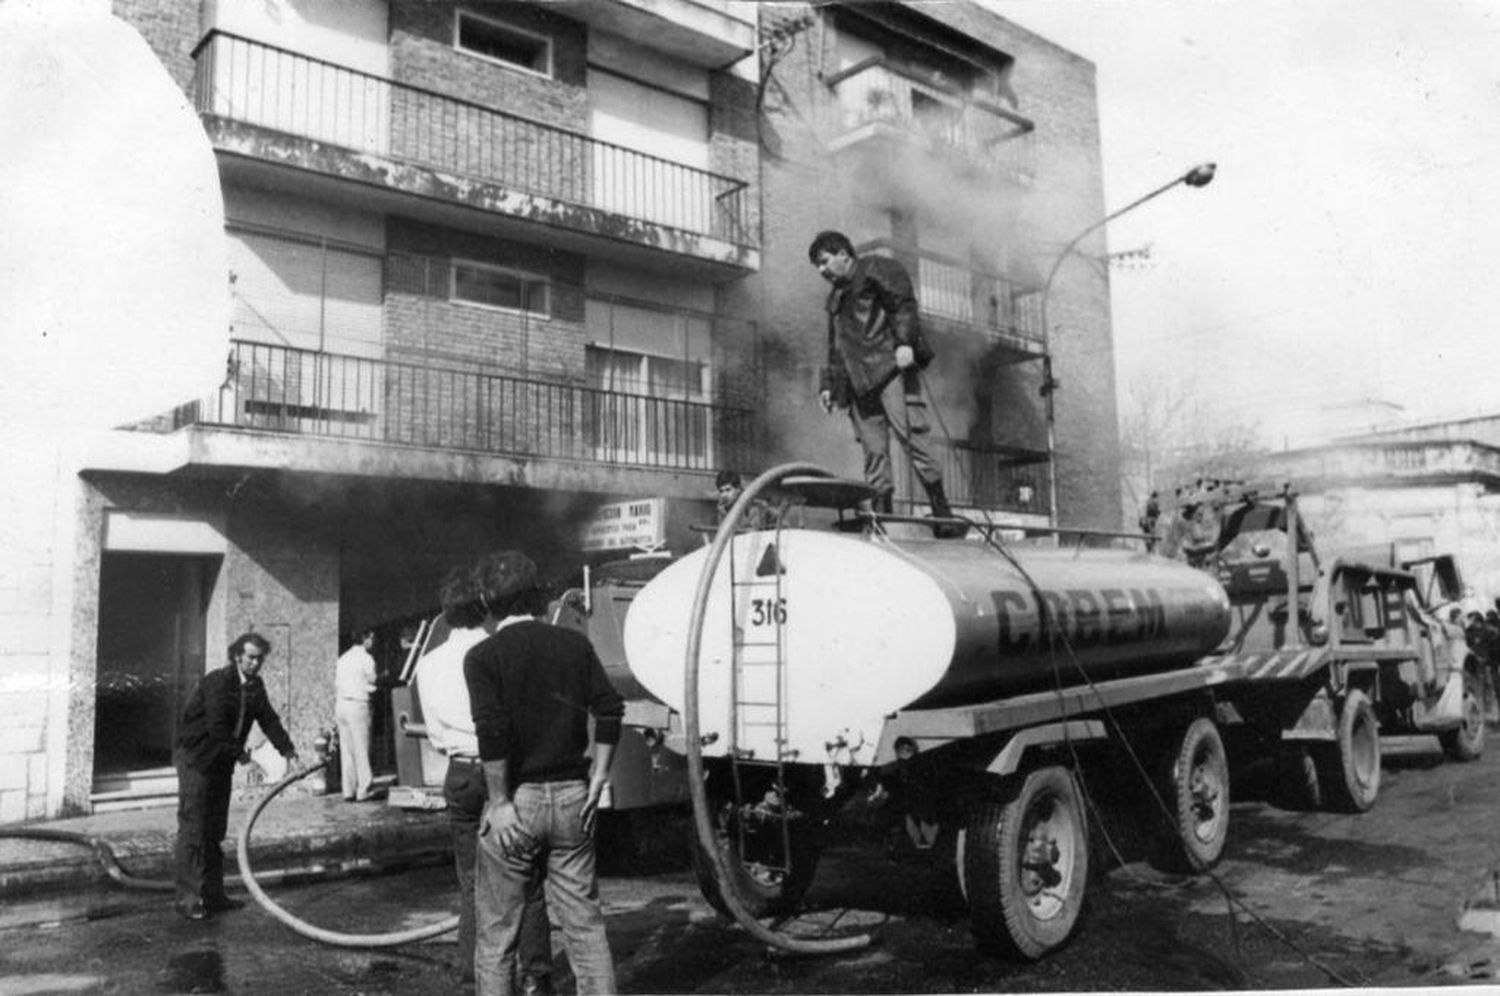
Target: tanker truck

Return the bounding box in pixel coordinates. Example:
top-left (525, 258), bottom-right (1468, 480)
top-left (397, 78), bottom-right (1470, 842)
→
top-left (620, 465), bottom-right (1485, 960)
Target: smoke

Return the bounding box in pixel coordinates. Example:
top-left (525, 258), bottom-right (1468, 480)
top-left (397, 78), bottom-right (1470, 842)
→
top-left (835, 134), bottom-right (1096, 450)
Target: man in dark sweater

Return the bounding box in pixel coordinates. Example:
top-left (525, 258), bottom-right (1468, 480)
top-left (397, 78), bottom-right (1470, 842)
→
top-left (465, 551), bottom-right (624, 996)
top-left (174, 632), bottom-right (299, 920)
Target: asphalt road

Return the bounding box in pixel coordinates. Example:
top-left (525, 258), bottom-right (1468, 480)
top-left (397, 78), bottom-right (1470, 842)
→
top-left (5, 734), bottom-right (1500, 994)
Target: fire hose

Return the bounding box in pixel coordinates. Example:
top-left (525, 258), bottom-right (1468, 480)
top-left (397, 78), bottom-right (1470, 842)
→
top-left (234, 758), bottom-right (458, 947)
top-left (684, 462), bottom-right (873, 956)
top-left (0, 760), bottom-right (457, 950)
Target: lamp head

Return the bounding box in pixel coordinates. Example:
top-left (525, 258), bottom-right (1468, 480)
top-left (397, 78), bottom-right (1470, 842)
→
top-left (1184, 162), bottom-right (1217, 188)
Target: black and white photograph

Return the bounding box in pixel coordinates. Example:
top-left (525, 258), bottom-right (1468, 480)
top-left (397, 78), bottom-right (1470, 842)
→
top-left (4, 1), bottom-right (1500, 993)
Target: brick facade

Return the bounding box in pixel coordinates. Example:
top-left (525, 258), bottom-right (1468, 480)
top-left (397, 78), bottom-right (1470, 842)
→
top-left (112, 0), bottom-right (201, 93)
top-left (35, 0), bottom-right (1121, 823)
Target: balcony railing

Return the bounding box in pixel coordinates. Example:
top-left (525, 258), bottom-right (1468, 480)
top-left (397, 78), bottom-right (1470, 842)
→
top-left (191, 31), bottom-right (753, 246)
top-left (177, 340), bottom-right (756, 472)
top-left (862, 241), bottom-right (1043, 345)
top-left (824, 57), bottom-right (1036, 182)
top-left (929, 441), bottom-right (1049, 515)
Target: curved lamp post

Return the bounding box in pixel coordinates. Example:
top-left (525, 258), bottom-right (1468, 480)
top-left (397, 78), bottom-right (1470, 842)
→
top-left (1038, 161), bottom-right (1216, 528)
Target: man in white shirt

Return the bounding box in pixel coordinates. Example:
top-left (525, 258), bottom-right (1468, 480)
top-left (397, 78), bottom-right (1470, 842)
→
top-left (414, 568), bottom-right (552, 994)
top-left (334, 627), bottom-right (378, 802)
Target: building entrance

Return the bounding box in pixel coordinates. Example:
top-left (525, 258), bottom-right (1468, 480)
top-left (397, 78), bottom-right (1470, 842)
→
top-left (93, 553), bottom-right (219, 801)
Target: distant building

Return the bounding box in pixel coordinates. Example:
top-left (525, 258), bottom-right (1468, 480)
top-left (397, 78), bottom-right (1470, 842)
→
top-left (1257, 416), bottom-right (1500, 599)
top-left (3, 0), bottom-right (1118, 820)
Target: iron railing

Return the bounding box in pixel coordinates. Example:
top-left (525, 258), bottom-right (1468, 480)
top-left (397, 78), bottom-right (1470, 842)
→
top-left (178, 340), bottom-right (757, 472)
top-left (925, 441), bottom-right (1050, 515)
top-left (861, 240), bottom-right (1043, 346)
top-left (823, 57), bottom-right (1036, 183)
top-left (190, 31), bottom-right (754, 246)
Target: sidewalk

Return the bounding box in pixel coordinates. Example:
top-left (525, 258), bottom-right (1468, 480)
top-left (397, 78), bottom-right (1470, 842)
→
top-left (0, 789), bottom-right (452, 902)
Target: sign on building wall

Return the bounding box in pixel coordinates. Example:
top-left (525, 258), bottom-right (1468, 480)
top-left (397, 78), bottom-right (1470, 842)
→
top-left (582, 498), bottom-right (666, 552)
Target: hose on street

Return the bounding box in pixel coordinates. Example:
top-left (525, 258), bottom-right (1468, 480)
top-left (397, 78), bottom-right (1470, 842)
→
top-left (235, 759), bottom-right (458, 947)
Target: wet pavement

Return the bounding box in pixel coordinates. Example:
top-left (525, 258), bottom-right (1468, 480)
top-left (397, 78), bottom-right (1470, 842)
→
top-left (5, 734), bottom-right (1500, 993)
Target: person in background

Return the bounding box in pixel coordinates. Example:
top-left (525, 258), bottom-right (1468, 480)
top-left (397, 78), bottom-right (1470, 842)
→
top-left (414, 567), bottom-right (553, 994)
top-left (335, 626), bottom-right (378, 802)
top-left (466, 551), bottom-right (623, 996)
top-left (713, 469), bottom-right (774, 532)
top-left (174, 632), bottom-right (298, 921)
top-left (808, 229), bottom-right (963, 538)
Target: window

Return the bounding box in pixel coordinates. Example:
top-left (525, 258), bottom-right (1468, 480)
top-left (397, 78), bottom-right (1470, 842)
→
top-left (586, 345), bottom-right (710, 466)
top-left (454, 11), bottom-right (551, 76)
top-left (450, 260), bottom-right (550, 316)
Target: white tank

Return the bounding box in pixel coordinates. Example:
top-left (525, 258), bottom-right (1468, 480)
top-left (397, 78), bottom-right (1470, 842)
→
top-left (623, 529), bottom-right (1230, 767)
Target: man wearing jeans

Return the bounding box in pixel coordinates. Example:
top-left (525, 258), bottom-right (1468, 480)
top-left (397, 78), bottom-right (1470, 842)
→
top-left (465, 551), bottom-right (623, 996)
top-left (414, 566), bottom-right (552, 992)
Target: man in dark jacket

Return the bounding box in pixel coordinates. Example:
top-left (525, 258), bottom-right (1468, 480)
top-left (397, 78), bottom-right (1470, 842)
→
top-left (466, 551), bottom-right (623, 996)
top-left (808, 229), bottom-right (961, 536)
top-left (173, 631), bottom-right (299, 920)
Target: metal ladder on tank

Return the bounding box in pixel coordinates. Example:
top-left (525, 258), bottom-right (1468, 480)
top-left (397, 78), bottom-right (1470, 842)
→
top-left (723, 526), bottom-right (798, 884)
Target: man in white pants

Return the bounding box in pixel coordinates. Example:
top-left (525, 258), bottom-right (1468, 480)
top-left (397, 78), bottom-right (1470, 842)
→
top-left (335, 627), bottom-right (378, 801)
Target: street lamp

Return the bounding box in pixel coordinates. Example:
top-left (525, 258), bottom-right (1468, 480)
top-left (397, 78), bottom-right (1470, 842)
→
top-left (1037, 162), bottom-right (1216, 529)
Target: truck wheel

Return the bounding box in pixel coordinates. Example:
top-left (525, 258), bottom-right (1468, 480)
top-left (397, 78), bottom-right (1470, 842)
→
top-left (1314, 688), bottom-right (1381, 813)
top-left (689, 795), bottom-right (820, 919)
top-left (1439, 673), bottom-right (1486, 762)
top-left (959, 766), bottom-right (1089, 960)
top-left (1151, 718), bottom-right (1230, 873)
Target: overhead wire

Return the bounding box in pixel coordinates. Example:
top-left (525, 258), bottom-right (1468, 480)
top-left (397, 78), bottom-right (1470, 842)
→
top-left (911, 368), bottom-right (1362, 988)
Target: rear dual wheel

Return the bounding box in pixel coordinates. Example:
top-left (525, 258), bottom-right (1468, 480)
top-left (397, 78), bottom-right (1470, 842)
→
top-left (690, 794), bottom-right (821, 919)
top-left (958, 766), bottom-right (1089, 960)
top-left (1152, 718), bottom-right (1230, 873)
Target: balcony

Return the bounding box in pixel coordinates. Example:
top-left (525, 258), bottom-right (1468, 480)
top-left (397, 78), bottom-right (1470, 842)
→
top-left (544, 0), bottom-right (756, 68)
top-left (915, 440), bottom-right (1049, 516)
top-left (824, 57), bottom-right (1035, 184)
top-left (862, 240), bottom-right (1044, 361)
top-left (174, 340), bottom-right (757, 475)
top-left (190, 31), bottom-right (757, 269)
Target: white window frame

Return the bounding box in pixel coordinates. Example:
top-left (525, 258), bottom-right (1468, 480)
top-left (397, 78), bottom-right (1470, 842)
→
top-left (453, 10), bottom-right (554, 79)
top-left (449, 259), bottom-right (552, 317)
top-left (585, 343), bottom-right (712, 467)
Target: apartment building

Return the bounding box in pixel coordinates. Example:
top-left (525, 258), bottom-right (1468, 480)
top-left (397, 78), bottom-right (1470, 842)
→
top-left (4, 0), bottom-right (1118, 819)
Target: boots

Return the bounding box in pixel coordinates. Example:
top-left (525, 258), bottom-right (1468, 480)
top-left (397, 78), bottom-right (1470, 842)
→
top-left (923, 480), bottom-right (967, 539)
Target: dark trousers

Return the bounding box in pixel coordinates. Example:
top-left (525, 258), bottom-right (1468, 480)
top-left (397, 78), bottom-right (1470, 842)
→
top-left (446, 759), bottom-right (552, 985)
top-left (174, 750), bottom-right (234, 905)
top-left (849, 369), bottom-right (942, 499)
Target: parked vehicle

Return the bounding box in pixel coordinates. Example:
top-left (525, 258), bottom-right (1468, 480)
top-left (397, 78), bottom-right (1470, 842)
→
top-left (619, 466), bottom-right (1485, 959)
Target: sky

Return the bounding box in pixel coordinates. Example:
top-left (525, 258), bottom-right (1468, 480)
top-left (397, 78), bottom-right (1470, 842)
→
top-left (986, 0), bottom-right (1500, 449)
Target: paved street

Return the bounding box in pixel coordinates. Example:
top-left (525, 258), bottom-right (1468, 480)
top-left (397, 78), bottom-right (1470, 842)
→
top-left (6, 734), bottom-right (1500, 994)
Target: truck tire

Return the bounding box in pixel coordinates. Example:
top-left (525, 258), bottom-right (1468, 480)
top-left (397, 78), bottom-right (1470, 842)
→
top-left (959, 766), bottom-right (1089, 960)
top-left (1314, 688), bottom-right (1381, 813)
top-left (1439, 673), bottom-right (1486, 762)
top-left (1151, 718), bottom-right (1230, 873)
top-left (689, 795), bottom-right (820, 919)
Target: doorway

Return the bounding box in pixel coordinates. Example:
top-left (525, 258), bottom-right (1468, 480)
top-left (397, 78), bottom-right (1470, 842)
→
top-left (93, 553), bottom-right (219, 791)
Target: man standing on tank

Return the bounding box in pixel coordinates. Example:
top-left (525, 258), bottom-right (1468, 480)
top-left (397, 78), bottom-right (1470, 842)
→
top-left (808, 229), bottom-right (962, 537)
